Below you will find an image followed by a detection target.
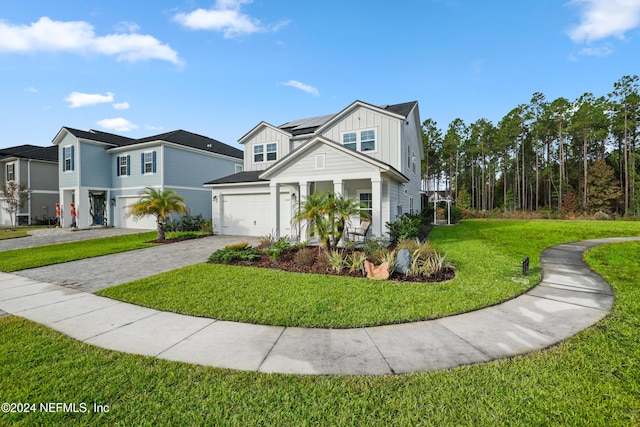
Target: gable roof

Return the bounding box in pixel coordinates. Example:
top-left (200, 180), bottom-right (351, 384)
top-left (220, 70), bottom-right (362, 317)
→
top-left (53, 127), bottom-right (242, 159)
top-left (123, 130), bottom-right (243, 159)
top-left (0, 144), bottom-right (58, 162)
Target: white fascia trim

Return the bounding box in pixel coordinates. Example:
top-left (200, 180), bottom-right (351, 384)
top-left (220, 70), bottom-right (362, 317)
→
top-left (238, 121), bottom-right (292, 145)
top-left (31, 190), bottom-right (62, 195)
top-left (205, 181), bottom-right (270, 189)
top-left (314, 100), bottom-right (406, 135)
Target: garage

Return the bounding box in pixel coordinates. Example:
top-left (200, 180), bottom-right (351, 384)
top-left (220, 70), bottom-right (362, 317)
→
top-left (219, 192), bottom-right (292, 237)
top-left (117, 196), bottom-right (157, 230)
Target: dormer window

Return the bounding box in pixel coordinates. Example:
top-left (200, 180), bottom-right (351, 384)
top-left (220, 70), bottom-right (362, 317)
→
top-left (254, 142), bottom-right (277, 163)
top-left (341, 129), bottom-right (376, 152)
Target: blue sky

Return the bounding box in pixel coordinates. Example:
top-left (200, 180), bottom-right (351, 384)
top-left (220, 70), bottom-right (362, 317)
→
top-left (1, 0), bottom-right (639, 150)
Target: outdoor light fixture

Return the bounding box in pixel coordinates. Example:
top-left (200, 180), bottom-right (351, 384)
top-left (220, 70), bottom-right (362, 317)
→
top-left (292, 192), bottom-right (297, 202)
top-left (213, 195), bottom-right (218, 202)
top-left (110, 198), bottom-right (116, 206)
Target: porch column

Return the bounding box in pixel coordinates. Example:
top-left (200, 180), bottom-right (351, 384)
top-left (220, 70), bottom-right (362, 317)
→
top-left (213, 192), bottom-right (222, 233)
top-left (298, 181), bottom-right (309, 241)
top-left (270, 182), bottom-right (281, 238)
top-left (371, 176), bottom-right (382, 237)
top-left (333, 179), bottom-right (344, 198)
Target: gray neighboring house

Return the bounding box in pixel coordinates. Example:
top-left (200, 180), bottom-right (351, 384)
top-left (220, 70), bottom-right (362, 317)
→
top-left (0, 144), bottom-right (59, 226)
top-left (52, 128), bottom-right (243, 229)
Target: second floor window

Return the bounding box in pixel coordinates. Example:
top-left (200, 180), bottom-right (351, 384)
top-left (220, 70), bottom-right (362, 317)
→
top-left (254, 142), bottom-right (277, 163)
top-left (63, 146), bottom-right (74, 171)
top-left (142, 151), bottom-right (156, 174)
top-left (341, 129), bottom-right (376, 152)
top-left (6, 163), bottom-right (15, 181)
top-left (116, 155), bottom-right (130, 176)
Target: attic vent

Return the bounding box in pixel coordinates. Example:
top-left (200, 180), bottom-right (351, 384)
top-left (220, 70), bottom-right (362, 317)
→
top-left (315, 153), bottom-right (326, 170)
top-left (206, 143), bottom-right (212, 148)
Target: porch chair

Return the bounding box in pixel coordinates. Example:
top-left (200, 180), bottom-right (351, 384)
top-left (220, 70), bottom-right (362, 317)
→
top-left (347, 220), bottom-right (371, 242)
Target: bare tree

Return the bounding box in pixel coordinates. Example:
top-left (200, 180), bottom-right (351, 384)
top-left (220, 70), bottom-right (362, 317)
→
top-left (1, 181), bottom-right (30, 230)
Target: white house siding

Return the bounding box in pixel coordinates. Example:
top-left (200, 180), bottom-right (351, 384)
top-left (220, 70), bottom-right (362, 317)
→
top-left (271, 144), bottom-right (377, 182)
top-left (243, 127), bottom-right (291, 172)
top-left (399, 106), bottom-right (423, 214)
top-left (320, 106), bottom-right (400, 170)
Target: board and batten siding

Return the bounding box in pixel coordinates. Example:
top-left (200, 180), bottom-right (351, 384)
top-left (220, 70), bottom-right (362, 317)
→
top-left (164, 146), bottom-right (241, 188)
top-left (273, 144), bottom-right (377, 181)
top-left (320, 106), bottom-right (400, 170)
top-left (243, 127), bottom-right (291, 171)
top-left (80, 142), bottom-right (112, 188)
top-left (58, 133), bottom-right (79, 188)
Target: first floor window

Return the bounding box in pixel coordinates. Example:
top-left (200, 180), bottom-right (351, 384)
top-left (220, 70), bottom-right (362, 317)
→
top-left (359, 193), bottom-right (372, 221)
top-left (6, 163), bottom-right (14, 181)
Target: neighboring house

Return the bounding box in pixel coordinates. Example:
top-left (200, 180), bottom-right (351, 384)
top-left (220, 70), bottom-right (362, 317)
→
top-left (0, 145), bottom-right (59, 226)
top-left (205, 100), bottom-right (423, 239)
top-left (52, 128), bottom-right (243, 229)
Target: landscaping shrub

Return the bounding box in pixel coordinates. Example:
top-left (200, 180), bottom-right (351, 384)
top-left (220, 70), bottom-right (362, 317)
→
top-left (368, 247), bottom-right (390, 265)
top-left (345, 252), bottom-right (367, 276)
top-left (263, 237), bottom-right (291, 262)
top-left (386, 213), bottom-right (424, 240)
top-left (449, 206), bottom-right (462, 224)
top-left (209, 247), bottom-right (260, 263)
top-left (294, 247), bottom-right (316, 266)
top-left (363, 236), bottom-right (387, 259)
top-left (316, 249), bottom-right (330, 271)
top-left (328, 250), bottom-right (345, 272)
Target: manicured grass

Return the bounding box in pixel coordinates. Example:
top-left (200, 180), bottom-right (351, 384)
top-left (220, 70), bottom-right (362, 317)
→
top-left (0, 232), bottom-right (157, 272)
top-left (98, 219), bottom-right (639, 328)
top-left (1, 240), bottom-right (638, 426)
top-left (0, 226), bottom-right (46, 240)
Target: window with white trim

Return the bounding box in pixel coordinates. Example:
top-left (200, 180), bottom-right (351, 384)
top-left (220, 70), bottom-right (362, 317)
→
top-left (6, 163), bottom-right (15, 181)
top-left (341, 129), bottom-right (376, 152)
top-left (120, 156), bottom-right (128, 176)
top-left (63, 146), bottom-right (74, 171)
top-left (144, 152), bottom-right (153, 173)
top-left (116, 155), bottom-right (131, 177)
top-left (254, 142), bottom-right (278, 163)
top-left (235, 164), bottom-right (243, 173)
top-left (359, 193), bottom-right (372, 221)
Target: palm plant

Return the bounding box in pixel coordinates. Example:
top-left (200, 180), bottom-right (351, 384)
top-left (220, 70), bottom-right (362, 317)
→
top-left (127, 187), bottom-right (187, 241)
top-left (294, 191), bottom-right (331, 251)
top-left (326, 193), bottom-right (362, 249)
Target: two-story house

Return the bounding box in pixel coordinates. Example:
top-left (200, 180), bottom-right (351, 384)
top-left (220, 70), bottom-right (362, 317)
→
top-left (52, 128), bottom-right (243, 229)
top-left (205, 100), bottom-right (423, 238)
top-left (0, 145), bottom-right (59, 226)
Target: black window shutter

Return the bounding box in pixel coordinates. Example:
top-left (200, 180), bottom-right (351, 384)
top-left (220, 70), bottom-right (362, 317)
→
top-left (116, 156), bottom-right (120, 176)
top-left (152, 151), bottom-right (157, 173)
top-left (127, 155), bottom-right (131, 176)
top-left (141, 153), bottom-right (145, 174)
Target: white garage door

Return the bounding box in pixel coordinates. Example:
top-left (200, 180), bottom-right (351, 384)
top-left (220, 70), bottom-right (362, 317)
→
top-left (117, 197), bottom-right (157, 230)
top-left (220, 193), bottom-right (292, 237)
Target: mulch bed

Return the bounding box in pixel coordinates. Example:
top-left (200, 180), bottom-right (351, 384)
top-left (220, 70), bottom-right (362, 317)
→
top-left (218, 246), bottom-right (455, 283)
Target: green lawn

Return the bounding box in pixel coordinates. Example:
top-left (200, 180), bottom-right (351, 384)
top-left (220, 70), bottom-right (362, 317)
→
top-left (0, 232), bottom-right (157, 272)
top-left (1, 238), bottom-right (638, 426)
top-left (97, 219), bottom-right (640, 328)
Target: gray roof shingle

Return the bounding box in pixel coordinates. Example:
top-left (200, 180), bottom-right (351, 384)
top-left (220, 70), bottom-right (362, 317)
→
top-left (204, 171), bottom-right (266, 185)
top-left (0, 145), bottom-right (58, 162)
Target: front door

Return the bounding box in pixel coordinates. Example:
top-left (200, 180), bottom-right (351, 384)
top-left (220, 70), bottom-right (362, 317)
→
top-left (92, 194), bottom-right (105, 225)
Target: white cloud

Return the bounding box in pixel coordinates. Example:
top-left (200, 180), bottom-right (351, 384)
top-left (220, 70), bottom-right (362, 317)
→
top-left (0, 17), bottom-right (181, 64)
top-left (578, 44), bottom-right (614, 56)
top-left (64, 91), bottom-right (114, 108)
top-left (113, 102), bottom-right (130, 110)
top-left (567, 0), bottom-right (640, 42)
top-left (97, 117), bottom-right (138, 132)
top-left (25, 86), bottom-right (38, 93)
top-left (173, 0), bottom-right (288, 38)
top-left (281, 80), bottom-right (319, 96)
top-left (145, 125), bottom-right (163, 132)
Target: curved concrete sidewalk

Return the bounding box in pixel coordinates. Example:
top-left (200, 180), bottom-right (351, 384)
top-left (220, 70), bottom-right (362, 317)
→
top-left (0, 237), bottom-right (638, 375)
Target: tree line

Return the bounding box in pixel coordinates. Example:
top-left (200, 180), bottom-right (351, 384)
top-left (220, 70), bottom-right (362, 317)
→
top-left (422, 75), bottom-right (640, 216)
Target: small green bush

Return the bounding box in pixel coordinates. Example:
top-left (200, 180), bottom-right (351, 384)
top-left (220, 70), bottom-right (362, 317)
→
top-left (345, 252), bottom-right (367, 276)
top-left (263, 237), bottom-right (291, 262)
top-left (386, 213), bottom-right (424, 240)
top-left (209, 247), bottom-right (260, 263)
top-left (363, 236), bottom-right (386, 259)
top-left (328, 250), bottom-right (345, 273)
